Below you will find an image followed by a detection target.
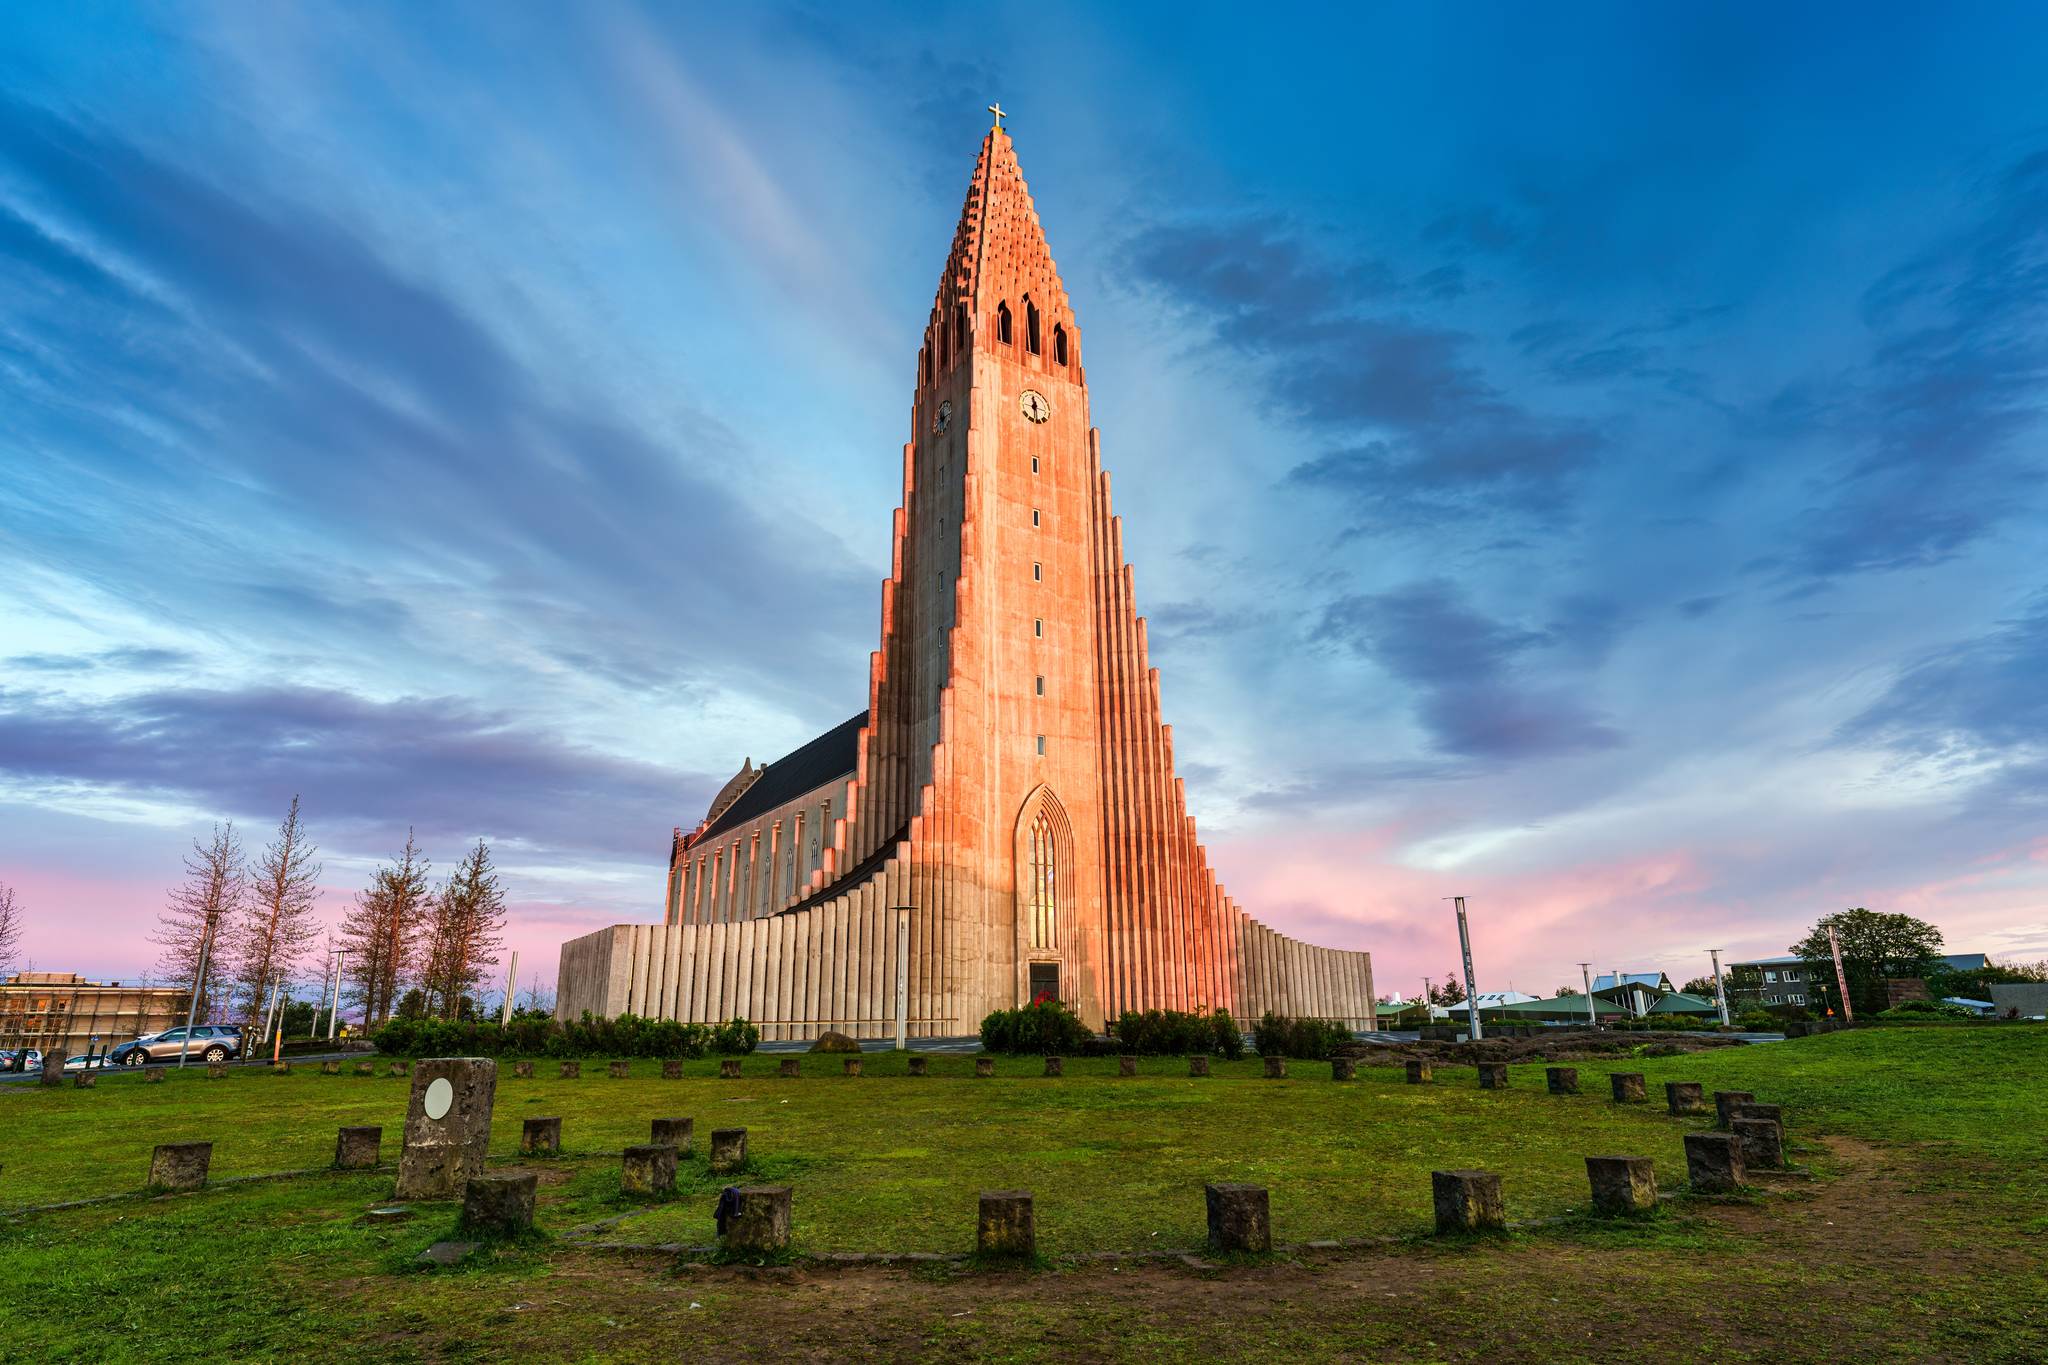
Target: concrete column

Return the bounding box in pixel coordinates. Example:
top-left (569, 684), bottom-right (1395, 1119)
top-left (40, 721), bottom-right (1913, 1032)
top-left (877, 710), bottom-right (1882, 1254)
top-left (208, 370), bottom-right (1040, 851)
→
top-left (1477, 1062), bottom-right (1508, 1089)
top-left (1733, 1117), bottom-right (1785, 1169)
top-left (977, 1190), bottom-right (1035, 1257)
top-left (460, 1172), bottom-right (536, 1236)
top-left (395, 1057), bottom-right (497, 1201)
top-left (334, 1126), bottom-right (382, 1170)
top-left (1714, 1091), bottom-right (1757, 1129)
top-left (1610, 1073), bottom-right (1648, 1104)
top-left (1684, 1132), bottom-right (1745, 1193)
top-left (1406, 1060), bottom-right (1433, 1084)
top-left (1585, 1156), bottom-right (1657, 1216)
top-left (1546, 1067), bottom-right (1580, 1095)
top-left (1431, 1170), bottom-right (1505, 1234)
top-left (710, 1127), bottom-right (749, 1174)
top-left (621, 1144), bottom-right (677, 1197)
top-left (520, 1117), bottom-right (561, 1156)
top-left (1666, 1081), bottom-right (1705, 1115)
top-left (724, 1186), bottom-right (791, 1254)
top-left (651, 1117), bottom-right (693, 1154)
top-left (1204, 1182), bottom-right (1271, 1253)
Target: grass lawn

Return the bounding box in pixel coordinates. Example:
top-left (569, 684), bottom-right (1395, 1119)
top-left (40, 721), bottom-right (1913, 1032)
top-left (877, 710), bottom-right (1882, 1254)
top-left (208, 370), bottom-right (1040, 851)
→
top-left (3, 1027), bottom-right (2044, 1362)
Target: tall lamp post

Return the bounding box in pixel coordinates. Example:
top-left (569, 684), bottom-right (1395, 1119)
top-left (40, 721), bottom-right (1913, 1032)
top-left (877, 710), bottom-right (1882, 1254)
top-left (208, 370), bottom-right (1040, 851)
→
top-left (1448, 897), bottom-right (1484, 1042)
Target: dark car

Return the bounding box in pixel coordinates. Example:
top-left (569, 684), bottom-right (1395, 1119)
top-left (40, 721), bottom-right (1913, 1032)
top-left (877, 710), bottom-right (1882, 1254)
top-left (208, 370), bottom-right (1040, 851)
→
top-left (109, 1026), bottom-right (242, 1066)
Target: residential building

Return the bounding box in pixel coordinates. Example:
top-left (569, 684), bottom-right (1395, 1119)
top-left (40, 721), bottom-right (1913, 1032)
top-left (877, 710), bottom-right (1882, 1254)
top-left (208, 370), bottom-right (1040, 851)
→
top-left (1728, 952), bottom-right (1990, 1011)
top-left (0, 972), bottom-right (192, 1061)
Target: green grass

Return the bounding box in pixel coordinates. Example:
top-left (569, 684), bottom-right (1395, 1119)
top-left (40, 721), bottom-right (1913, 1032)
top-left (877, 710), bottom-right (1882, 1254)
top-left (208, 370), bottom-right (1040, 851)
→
top-left (2, 1027), bottom-right (2043, 1362)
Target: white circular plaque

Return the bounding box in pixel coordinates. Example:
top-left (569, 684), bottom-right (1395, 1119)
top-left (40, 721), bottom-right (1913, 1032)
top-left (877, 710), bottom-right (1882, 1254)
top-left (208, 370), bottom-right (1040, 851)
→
top-left (423, 1076), bottom-right (454, 1121)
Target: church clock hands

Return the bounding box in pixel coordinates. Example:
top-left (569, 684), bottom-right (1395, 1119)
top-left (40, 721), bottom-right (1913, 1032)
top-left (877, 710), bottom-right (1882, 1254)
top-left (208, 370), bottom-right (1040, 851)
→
top-left (1019, 389), bottom-right (1050, 423)
top-left (933, 400), bottom-right (952, 434)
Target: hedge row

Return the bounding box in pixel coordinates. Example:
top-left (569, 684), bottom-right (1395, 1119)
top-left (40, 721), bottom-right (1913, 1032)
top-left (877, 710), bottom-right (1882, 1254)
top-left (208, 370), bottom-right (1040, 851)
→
top-left (371, 1012), bottom-right (759, 1058)
top-left (1249, 1012), bottom-right (1352, 1060)
top-left (1110, 1008), bottom-right (1245, 1058)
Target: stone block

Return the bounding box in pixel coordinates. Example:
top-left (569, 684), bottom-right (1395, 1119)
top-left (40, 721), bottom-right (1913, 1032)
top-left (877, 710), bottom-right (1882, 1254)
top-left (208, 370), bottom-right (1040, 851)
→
top-left (975, 1057), bottom-right (995, 1077)
top-left (719, 1059), bottom-right (742, 1079)
top-left (1546, 1067), bottom-right (1580, 1095)
top-left (208, 1063), bottom-right (229, 1080)
top-left (779, 1058), bottom-right (802, 1078)
top-left (1331, 1058), bottom-right (1357, 1081)
top-left (1683, 1132), bottom-right (1745, 1193)
top-left (621, 1143), bottom-right (677, 1197)
top-left (1733, 1116), bottom-right (1785, 1170)
top-left (1263, 1056), bottom-right (1286, 1079)
top-left (908, 1055), bottom-right (929, 1076)
top-left (1432, 1170), bottom-right (1505, 1234)
top-left (1477, 1062), bottom-right (1508, 1089)
top-left (145, 1067), bottom-right (165, 1083)
top-left (39, 1060), bottom-right (66, 1087)
top-left (1204, 1182), bottom-right (1271, 1253)
top-left (661, 1059), bottom-right (683, 1080)
top-left (417, 1240), bottom-right (477, 1266)
top-left (651, 1117), bottom-right (693, 1154)
top-left (1585, 1155), bottom-right (1657, 1216)
top-left (1043, 1056), bottom-right (1064, 1077)
top-left (1118, 1055), bottom-right (1137, 1077)
top-left (559, 1060), bottom-right (581, 1079)
top-left (395, 1057), bottom-right (498, 1201)
top-left (977, 1190), bottom-right (1035, 1257)
top-left (520, 1116), bottom-right (562, 1156)
top-left (320, 1059), bottom-right (341, 1075)
top-left (1405, 1060), bottom-right (1432, 1084)
top-left (334, 1125), bottom-right (382, 1170)
top-left (1665, 1081), bottom-right (1705, 1115)
top-left (724, 1185), bottom-right (791, 1254)
top-left (1713, 1090), bottom-right (1756, 1129)
top-left (1188, 1055), bottom-right (1211, 1077)
top-left (388, 1060), bottom-right (410, 1077)
top-left (149, 1141), bottom-right (211, 1192)
top-left (354, 1061), bottom-right (375, 1076)
top-left (459, 1172), bottom-right (536, 1236)
top-left (843, 1057), bottom-right (863, 1077)
top-left (809, 1030), bottom-right (860, 1053)
top-left (513, 1060), bottom-right (534, 1079)
top-left (1610, 1072), bottom-right (1647, 1104)
top-left (1732, 1101), bottom-right (1784, 1128)
top-left (608, 1060), bottom-right (630, 1079)
top-left (709, 1127), bottom-right (748, 1174)
top-left (73, 1072), bottom-right (96, 1089)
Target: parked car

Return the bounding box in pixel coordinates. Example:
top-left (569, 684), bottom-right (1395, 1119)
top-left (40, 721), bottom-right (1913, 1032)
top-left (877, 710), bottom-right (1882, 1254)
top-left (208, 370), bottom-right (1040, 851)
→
top-left (2, 1048), bottom-right (47, 1072)
top-left (61, 1054), bottom-right (110, 1072)
top-left (108, 1026), bottom-right (242, 1066)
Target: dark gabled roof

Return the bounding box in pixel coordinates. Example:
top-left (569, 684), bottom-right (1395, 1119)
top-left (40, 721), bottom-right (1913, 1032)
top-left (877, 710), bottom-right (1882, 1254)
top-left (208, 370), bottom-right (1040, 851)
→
top-left (695, 711), bottom-right (867, 843)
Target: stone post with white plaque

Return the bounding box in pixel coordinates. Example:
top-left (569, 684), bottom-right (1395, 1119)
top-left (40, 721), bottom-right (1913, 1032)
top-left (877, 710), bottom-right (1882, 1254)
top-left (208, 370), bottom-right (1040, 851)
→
top-left (395, 1057), bottom-right (498, 1200)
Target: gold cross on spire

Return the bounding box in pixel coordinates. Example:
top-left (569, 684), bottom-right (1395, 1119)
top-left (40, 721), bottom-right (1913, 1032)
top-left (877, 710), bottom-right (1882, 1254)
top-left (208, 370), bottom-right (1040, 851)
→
top-left (988, 102), bottom-right (1007, 130)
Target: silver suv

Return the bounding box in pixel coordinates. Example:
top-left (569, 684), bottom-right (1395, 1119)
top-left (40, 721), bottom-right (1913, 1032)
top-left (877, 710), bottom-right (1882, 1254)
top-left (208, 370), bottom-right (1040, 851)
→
top-left (112, 1026), bottom-right (242, 1065)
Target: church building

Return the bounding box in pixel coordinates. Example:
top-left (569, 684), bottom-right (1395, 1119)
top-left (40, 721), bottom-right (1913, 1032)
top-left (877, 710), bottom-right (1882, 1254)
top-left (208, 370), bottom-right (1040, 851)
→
top-left (555, 114), bottom-right (1376, 1037)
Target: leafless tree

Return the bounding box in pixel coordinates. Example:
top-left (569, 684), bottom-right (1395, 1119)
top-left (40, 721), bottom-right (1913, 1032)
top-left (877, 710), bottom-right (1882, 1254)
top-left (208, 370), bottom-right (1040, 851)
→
top-left (0, 881), bottom-right (23, 978)
top-left (518, 973), bottom-right (555, 1015)
top-left (336, 830), bottom-right (430, 1027)
top-left (419, 839), bottom-right (505, 1021)
top-left (150, 824), bottom-right (244, 1022)
top-left (232, 796), bottom-right (323, 1033)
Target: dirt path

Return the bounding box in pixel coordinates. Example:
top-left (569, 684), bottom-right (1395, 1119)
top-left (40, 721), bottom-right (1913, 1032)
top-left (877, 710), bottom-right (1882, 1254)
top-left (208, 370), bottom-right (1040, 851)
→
top-left (352, 1137), bottom-right (2047, 1363)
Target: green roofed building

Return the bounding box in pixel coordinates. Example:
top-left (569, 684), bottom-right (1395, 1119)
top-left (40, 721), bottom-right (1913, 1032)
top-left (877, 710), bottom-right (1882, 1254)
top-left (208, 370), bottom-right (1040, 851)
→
top-left (1647, 991), bottom-right (1721, 1017)
top-left (1478, 995), bottom-right (1629, 1023)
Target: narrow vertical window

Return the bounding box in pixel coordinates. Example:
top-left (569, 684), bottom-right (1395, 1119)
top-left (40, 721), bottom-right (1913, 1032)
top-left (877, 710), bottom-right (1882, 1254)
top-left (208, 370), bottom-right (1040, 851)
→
top-left (1031, 508), bottom-right (1041, 527)
top-left (1033, 618), bottom-right (1043, 638)
top-left (1035, 735), bottom-right (1047, 756)
top-left (1034, 675), bottom-right (1044, 696)
top-left (1031, 456), bottom-right (1039, 474)
top-left (996, 301), bottom-right (1013, 345)
top-left (1032, 562), bottom-right (1041, 582)
top-left (1053, 323), bottom-right (1068, 366)
top-left (954, 302), bottom-right (968, 354)
top-left (1026, 299), bottom-right (1041, 354)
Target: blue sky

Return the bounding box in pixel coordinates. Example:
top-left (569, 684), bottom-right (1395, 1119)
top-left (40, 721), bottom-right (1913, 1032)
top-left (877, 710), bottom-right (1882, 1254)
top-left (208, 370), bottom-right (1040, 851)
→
top-left (3, 3), bottom-right (2046, 1000)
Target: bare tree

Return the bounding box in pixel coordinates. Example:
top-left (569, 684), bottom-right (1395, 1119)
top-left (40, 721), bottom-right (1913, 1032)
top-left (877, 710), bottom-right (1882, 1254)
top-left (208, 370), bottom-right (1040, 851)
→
top-left (233, 796), bottom-right (323, 1034)
top-left (150, 824), bottom-right (244, 1022)
top-left (518, 973), bottom-right (554, 1015)
top-left (419, 839), bottom-right (506, 1021)
top-left (336, 830), bottom-right (429, 1026)
top-left (0, 881), bottom-right (23, 978)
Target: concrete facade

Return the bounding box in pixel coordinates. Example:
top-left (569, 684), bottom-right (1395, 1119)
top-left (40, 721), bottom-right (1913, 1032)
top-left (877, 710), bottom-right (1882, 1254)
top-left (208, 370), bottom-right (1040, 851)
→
top-left (557, 120), bottom-right (1375, 1035)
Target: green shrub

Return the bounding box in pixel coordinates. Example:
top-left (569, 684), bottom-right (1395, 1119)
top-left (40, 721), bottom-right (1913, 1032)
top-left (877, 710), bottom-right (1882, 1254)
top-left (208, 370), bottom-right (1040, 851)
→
top-left (979, 999), bottom-right (1091, 1055)
top-left (1877, 999), bottom-right (1971, 1021)
top-left (1734, 1008), bottom-right (1779, 1031)
top-left (369, 1011), bottom-right (750, 1058)
top-left (1250, 1012), bottom-right (1350, 1060)
top-left (1210, 1008), bottom-right (1245, 1059)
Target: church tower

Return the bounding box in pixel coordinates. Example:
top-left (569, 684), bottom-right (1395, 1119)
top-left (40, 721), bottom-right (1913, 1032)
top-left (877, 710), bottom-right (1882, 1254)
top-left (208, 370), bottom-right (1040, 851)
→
top-left (556, 114), bottom-right (1375, 1037)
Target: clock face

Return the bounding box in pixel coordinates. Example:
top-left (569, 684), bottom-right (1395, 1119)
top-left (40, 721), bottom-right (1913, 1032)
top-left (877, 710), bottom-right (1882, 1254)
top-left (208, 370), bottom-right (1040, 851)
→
top-left (933, 400), bottom-right (953, 434)
top-left (1019, 389), bottom-right (1050, 424)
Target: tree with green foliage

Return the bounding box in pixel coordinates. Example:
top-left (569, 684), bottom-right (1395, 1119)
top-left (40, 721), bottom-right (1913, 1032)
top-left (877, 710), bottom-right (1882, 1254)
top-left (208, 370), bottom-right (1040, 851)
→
top-left (337, 830), bottom-right (430, 1026)
top-left (1428, 971), bottom-right (1467, 1006)
top-left (1792, 908), bottom-right (1943, 1016)
top-left (418, 839), bottom-right (506, 1021)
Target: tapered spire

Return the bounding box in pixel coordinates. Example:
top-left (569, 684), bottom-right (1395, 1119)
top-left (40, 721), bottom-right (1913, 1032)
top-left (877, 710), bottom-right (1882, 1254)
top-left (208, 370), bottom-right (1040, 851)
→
top-left (925, 118), bottom-right (1080, 381)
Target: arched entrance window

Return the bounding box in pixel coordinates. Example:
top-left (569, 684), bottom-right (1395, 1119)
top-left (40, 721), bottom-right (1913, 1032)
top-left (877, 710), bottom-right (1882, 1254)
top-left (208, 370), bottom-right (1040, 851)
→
top-left (1028, 808), bottom-right (1057, 948)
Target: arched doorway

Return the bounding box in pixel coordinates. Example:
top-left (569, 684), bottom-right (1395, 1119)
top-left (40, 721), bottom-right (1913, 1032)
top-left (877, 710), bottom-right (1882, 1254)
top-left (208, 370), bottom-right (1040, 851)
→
top-left (1012, 785), bottom-right (1074, 1004)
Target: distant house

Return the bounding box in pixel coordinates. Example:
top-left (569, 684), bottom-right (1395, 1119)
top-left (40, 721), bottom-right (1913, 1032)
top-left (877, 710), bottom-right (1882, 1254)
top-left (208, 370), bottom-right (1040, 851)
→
top-left (1730, 951), bottom-right (1991, 1012)
top-left (1479, 994), bottom-right (1628, 1023)
top-left (1988, 983), bottom-right (2048, 1019)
